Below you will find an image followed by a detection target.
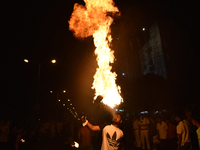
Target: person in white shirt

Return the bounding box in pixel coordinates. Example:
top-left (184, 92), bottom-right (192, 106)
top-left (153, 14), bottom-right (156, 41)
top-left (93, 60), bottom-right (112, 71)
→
top-left (175, 111), bottom-right (191, 150)
top-left (81, 112), bottom-right (124, 150)
top-left (132, 115), bottom-right (141, 148)
top-left (139, 114), bottom-right (151, 150)
top-left (156, 116), bottom-right (168, 150)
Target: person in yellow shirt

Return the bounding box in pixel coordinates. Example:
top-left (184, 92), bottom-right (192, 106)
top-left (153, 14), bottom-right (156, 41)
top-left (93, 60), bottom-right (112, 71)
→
top-left (191, 112), bottom-right (200, 150)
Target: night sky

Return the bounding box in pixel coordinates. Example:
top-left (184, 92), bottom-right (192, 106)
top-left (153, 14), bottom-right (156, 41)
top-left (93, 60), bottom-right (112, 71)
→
top-left (2, 0), bottom-right (199, 119)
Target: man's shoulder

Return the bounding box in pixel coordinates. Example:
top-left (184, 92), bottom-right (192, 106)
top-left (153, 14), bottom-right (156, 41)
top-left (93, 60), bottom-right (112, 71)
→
top-left (177, 121), bottom-right (183, 126)
top-left (177, 121), bottom-right (183, 130)
top-left (104, 124), bottom-right (118, 129)
top-left (162, 121), bottom-right (167, 125)
top-left (104, 125), bottom-right (123, 132)
top-left (99, 123), bottom-right (110, 131)
top-left (196, 127), bottom-right (200, 134)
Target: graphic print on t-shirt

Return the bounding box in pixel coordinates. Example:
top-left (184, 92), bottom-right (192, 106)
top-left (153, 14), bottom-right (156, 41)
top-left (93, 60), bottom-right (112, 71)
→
top-left (106, 131), bottom-right (121, 148)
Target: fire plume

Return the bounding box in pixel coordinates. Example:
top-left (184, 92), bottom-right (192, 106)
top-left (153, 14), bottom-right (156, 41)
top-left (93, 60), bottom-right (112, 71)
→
top-left (69, 0), bottom-right (123, 108)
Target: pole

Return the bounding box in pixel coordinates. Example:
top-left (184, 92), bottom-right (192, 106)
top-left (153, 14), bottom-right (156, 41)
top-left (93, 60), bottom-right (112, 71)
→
top-left (37, 63), bottom-right (41, 105)
top-left (57, 92), bottom-right (59, 118)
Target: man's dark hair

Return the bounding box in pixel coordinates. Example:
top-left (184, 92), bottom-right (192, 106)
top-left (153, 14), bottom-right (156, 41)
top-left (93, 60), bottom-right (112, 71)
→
top-left (174, 109), bottom-right (185, 120)
top-left (165, 116), bottom-right (171, 122)
top-left (191, 111), bottom-right (200, 124)
top-left (114, 112), bottom-right (123, 121)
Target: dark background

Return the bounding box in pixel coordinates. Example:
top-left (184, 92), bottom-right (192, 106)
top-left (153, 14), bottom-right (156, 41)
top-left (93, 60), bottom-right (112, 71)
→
top-left (2, 0), bottom-right (199, 120)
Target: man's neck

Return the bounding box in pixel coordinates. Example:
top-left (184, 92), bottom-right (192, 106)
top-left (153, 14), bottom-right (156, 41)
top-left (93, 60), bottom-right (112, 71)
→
top-left (112, 124), bottom-right (119, 128)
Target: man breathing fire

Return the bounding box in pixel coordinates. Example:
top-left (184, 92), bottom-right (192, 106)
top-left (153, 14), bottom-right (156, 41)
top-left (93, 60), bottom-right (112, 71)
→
top-left (81, 113), bottom-right (124, 150)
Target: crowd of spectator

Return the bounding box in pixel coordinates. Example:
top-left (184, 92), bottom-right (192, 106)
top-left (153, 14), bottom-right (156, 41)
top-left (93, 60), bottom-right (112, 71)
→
top-left (123, 106), bottom-right (200, 150)
top-left (0, 104), bottom-right (199, 150)
top-left (0, 118), bottom-right (80, 150)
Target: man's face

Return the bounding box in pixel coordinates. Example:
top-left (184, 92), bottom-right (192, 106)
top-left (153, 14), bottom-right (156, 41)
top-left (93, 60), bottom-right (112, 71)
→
top-left (165, 120), bottom-right (170, 125)
top-left (191, 119), bottom-right (197, 126)
top-left (175, 116), bottom-right (180, 123)
top-left (112, 114), bottom-right (122, 124)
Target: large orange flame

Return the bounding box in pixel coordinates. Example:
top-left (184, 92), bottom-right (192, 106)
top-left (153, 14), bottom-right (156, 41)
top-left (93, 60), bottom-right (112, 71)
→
top-left (69, 0), bottom-right (123, 108)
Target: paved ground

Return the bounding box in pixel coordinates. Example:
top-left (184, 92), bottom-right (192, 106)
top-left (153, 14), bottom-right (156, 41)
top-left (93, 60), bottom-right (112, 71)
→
top-left (17, 137), bottom-right (75, 150)
top-left (9, 136), bottom-right (153, 150)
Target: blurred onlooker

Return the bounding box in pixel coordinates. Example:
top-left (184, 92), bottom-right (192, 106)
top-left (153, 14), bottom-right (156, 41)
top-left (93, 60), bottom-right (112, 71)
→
top-left (11, 121), bottom-right (27, 150)
top-left (185, 109), bottom-right (199, 150)
top-left (50, 121), bottom-right (56, 138)
top-left (191, 111), bottom-right (200, 150)
top-left (44, 121), bottom-right (50, 138)
top-left (139, 113), bottom-right (151, 150)
top-left (15, 128), bottom-right (26, 150)
top-left (175, 110), bottom-right (192, 150)
top-left (0, 119), bottom-right (10, 150)
top-left (78, 125), bottom-right (93, 150)
top-left (56, 121), bottom-right (63, 138)
top-left (133, 115), bottom-right (141, 149)
top-left (165, 118), bottom-right (177, 150)
top-left (149, 116), bottom-right (159, 150)
top-left (39, 121), bottom-right (45, 140)
top-left (123, 116), bottom-right (133, 149)
top-left (156, 116), bottom-right (168, 150)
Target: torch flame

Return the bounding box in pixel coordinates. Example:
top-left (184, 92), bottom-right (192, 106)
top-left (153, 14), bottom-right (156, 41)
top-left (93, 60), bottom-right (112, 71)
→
top-left (69, 0), bottom-right (123, 108)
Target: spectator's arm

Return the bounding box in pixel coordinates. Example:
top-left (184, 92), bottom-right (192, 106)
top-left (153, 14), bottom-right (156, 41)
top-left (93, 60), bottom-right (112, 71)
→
top-left (140, 119), bottom-right (149, 126)
top-left (15, 134), bottom-right (22, 150)
top-left (177, 134), bottom-right (182, 150)
top-left (120, 142), bottom-right (124, 150)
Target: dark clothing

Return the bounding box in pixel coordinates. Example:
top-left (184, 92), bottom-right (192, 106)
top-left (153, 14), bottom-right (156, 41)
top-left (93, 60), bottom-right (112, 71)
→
top-left (168, 123), bottom-right (177, 139)
top-left (167, 123), bottom-right (177, 150)
top-left (149, 122), bottom-right (158, 137)
top-left (79, 142), bottom-right (92, 150)
top-left (0, 142), bottom-right (9, 150)
top-left (124, 120), bottom-right (133, 149)
top-left (149, 122), bottom-right (158, 149)
top-left (160, 139), bottom-right (168, 150)
top-left (168, 138), bottom-right (177, 150)
top-left (180, 142), bottom-right (192, 150)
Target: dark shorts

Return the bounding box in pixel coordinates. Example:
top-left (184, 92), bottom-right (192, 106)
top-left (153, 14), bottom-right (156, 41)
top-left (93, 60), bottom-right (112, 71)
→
top-left (180, 142), bottom-right (192, 150)
top-left (79, 142), bottom-right (92, 150)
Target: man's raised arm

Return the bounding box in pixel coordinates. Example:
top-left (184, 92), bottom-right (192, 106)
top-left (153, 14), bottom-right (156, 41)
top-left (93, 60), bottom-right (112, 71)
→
top-left (81, 116), bottom-right (100, 131)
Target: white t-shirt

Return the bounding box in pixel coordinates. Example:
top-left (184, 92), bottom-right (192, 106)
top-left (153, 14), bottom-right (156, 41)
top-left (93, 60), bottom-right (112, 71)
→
top-left (177, 120), bottom-right (191, 146)
top-left (156, 121), bottom-right (168, 139)
top-left (101, 124), bottom-right (123, 150)
top-left (139, 118), bottom-right (149, 130)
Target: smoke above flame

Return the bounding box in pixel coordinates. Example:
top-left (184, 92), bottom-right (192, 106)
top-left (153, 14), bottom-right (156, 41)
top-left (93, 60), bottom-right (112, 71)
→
top-left (69, 0), bottom-right (123, 108)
